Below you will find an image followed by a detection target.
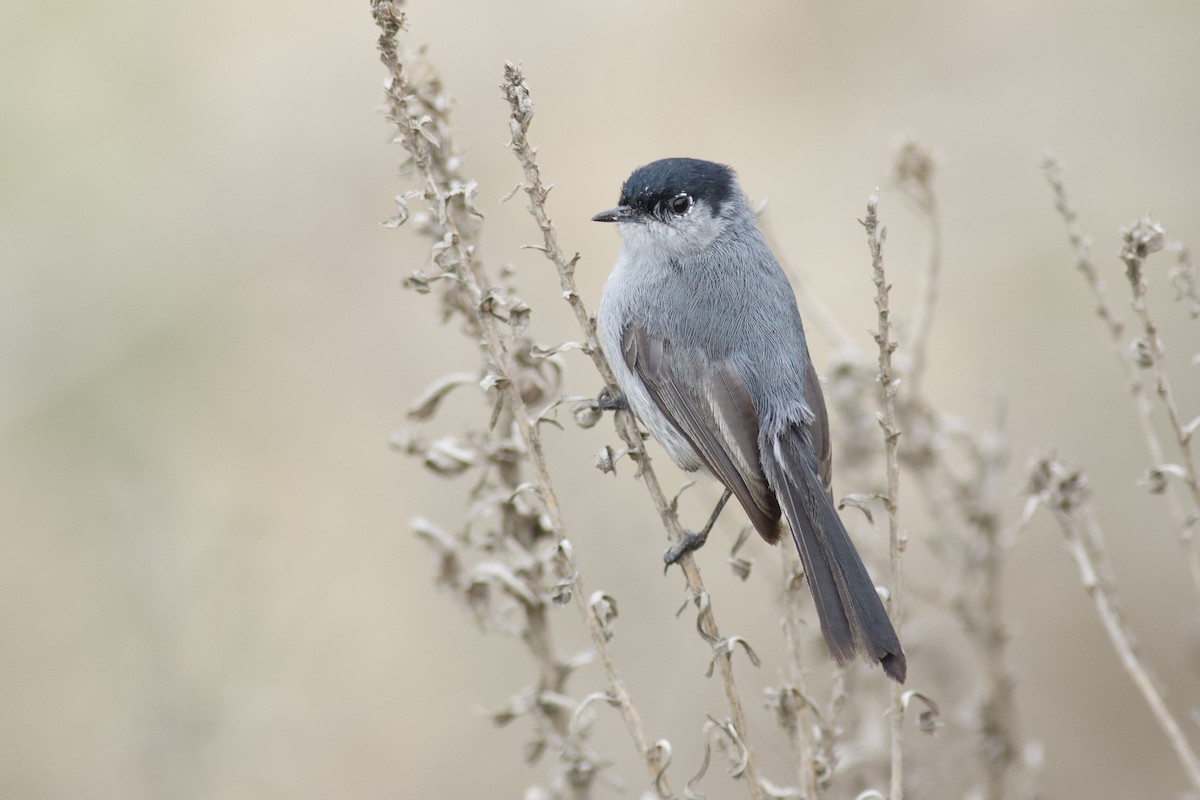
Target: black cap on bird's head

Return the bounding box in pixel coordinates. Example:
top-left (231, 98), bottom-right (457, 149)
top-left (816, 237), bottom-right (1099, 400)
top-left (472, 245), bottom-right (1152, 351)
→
top-left (593, 158), bottom-right (737, 224)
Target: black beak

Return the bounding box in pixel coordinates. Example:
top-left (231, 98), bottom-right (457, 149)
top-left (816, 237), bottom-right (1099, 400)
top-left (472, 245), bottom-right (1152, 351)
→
top-left (592, 205), bottom-right (635, 223)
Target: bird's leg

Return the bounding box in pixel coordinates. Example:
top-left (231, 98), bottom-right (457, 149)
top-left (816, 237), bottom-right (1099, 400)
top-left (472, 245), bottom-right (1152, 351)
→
top-left (596, 385), bottom-right (628, 411)
top-left (663, 487), bottom-right (733, 567)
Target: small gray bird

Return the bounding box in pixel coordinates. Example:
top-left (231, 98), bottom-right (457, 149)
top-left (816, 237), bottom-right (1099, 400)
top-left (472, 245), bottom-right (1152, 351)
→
top-left (593, 158), bottom-right (905, 682)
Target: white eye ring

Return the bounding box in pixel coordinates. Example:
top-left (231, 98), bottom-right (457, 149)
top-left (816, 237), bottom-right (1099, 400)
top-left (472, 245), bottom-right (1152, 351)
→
top-left (668, 193), bottom-right (693, 216)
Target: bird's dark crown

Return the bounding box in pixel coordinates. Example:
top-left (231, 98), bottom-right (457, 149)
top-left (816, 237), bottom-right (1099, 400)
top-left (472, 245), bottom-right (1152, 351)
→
top-left (619, 158), bottom-right (737, 217)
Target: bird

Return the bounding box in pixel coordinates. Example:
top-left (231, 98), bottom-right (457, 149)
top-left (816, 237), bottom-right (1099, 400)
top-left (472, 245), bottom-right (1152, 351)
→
top-left (592, 157), bottom-right (905, 682)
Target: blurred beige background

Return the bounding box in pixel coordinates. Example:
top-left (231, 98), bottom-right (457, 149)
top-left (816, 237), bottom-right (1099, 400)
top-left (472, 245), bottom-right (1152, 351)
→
top-left (3, 1), bottom-right (1199, 797)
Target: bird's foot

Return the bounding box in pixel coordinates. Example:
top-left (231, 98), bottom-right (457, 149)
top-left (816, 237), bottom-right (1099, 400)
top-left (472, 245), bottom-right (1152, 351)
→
top-left (662, 488), bottom-right (732, 572)
top-left (663, 528), bottom-right (709, 569)
top-left (596, 386), bottom-right (628, 412)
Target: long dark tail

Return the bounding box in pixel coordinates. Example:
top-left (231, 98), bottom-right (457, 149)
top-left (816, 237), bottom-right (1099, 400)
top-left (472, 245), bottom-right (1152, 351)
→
top-left (763, 426), bottom-right (906, 682)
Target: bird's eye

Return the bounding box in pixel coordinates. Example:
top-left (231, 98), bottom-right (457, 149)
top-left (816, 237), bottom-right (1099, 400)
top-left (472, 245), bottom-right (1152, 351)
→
top-left (668, 194), bottom-right (693, 215)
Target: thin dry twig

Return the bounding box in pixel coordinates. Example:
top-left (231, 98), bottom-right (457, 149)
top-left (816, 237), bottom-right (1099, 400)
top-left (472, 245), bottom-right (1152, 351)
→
top-left (1040, 153), bottom-right (1200, 597)
top-left (863, 191), bottom-right (906, 800)
top-left (501, 61), bottom-right (764, 799)
top-left (1119, 216), bottom-right (1200, 523)
top-left (966, 399), bottom-right (1023, 800)
top-left (499, 56), bottom-right (671, 789)
top-left (775, 550), bottom-right (824, 798)
top-left (1026, 456), bottom-right (1200, 793)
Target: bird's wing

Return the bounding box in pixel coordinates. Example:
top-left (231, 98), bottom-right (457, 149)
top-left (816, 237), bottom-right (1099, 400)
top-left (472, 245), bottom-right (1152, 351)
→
top-left (625, 323), bottom-right (904, 680)
top-left (622, 323), bottom-right (782, 542)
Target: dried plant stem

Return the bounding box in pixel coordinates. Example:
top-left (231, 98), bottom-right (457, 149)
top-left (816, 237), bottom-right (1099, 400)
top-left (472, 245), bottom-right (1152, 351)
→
top-left (492, 57), bottom-right (668, 794)
top-left (1028, 458), bottom-right (1200, 793)
top-left (374, 7), bottom-right (660, 794)
top-left (910, 393), bottom-right (1024, 800)
top-left (970, 482), bottom-right (1021, 800)
top-left (501, 62), bottom-right (763, 799)
top-left (1121, 221), bottom-right (1200, 519)
top-left (786, 146), bottom-right (1028, 798)
top-left (894, 138), bottom-right (1028, 798)
top-left (779, 550), bottom-right (822, 798)
top-left (500, 64), bottom-right (617, 392)
top-left (864, 191), bottom-right (905, 800)
top-left (912, 467), bottom-right (1021, 800)
top-left (1040, 154), bottom-right (1200, 596)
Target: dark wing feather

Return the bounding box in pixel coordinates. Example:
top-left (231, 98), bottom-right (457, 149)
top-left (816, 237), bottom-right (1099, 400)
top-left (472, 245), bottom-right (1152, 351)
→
top-left (623, 324), bottom-right (783, 543)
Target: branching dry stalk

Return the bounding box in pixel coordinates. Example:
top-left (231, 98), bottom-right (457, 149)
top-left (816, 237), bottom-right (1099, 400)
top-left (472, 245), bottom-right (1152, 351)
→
top-left (374, 5), bottom-right (657, 796)
top-left (963, 403), bottom-right (1023, 800)
top-left (863, 192), bottom-right (906, 800)
top-left (1119, 216), bottom-right (1200, 523)
top-left (1026, 456), bottom-right (1200, 793)
top-left (1040, 153), bottom-right (1200, 597)
top-left (899, 402), bottom-right (1025, 800)
top-left (779, 141), bottom-right (1029, 798)
top-left (727, 142), bottom-right (1023, 800)
top-left (890, 140), bottom-right (1029, 800)
top-left (500, 61), bottom-right (766, 800)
